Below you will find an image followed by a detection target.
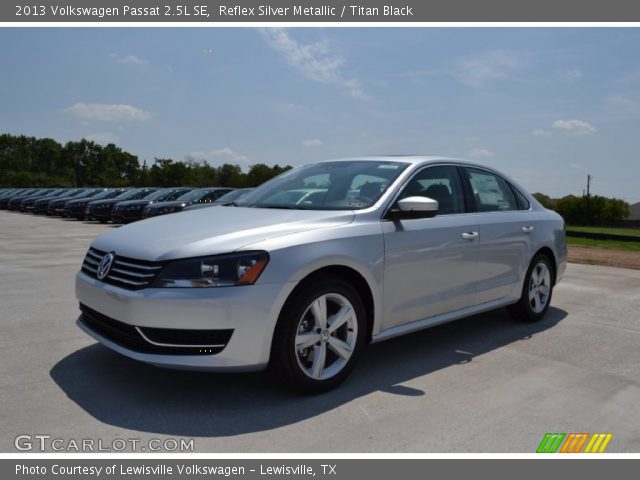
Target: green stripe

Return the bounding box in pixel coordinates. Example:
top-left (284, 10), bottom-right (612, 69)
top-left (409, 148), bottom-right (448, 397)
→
top-left (536, 433), bottom-right (553, 453)
top-left (548, 433), bottom-right (566, 453)
top-left (537, 433), bottom-right (566, 453)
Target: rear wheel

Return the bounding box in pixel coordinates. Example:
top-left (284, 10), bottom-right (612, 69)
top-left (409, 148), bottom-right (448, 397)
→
top-left (508, 254), bottom-right (554, 322)
top-left (271, 276), bottom-right (366, 393)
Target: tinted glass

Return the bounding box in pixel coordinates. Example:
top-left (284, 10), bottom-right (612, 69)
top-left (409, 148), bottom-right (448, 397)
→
top-left (398, 165), bottom-right (466, 215)
top-left (465, 168), bottom-right (518, 212)
top-left (237, 161), bottom-right (409, 210)
top-left (512, 186), bottom-right (531, 210)
top-left (213, 189), bottom-right (252, 204)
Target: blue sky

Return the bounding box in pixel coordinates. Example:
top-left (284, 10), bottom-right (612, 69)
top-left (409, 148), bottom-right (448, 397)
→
top-left (1, 28), bottom-right (639, 202)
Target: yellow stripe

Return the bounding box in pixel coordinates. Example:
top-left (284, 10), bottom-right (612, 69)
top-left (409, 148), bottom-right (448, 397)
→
top-left (591, 434), bottom-right (605, 453)
top-left (584, 434), bottom-right (598, 453)
top-left (598, 434), bottom-right (613, 453)
top-left (573, 433), bottom-right (589, 453)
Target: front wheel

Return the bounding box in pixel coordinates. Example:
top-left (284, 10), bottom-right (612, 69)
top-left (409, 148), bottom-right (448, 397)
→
top-left (271, 276), bottom-right (367, 393)
top-left (508, 254), bottom-right (554, 322)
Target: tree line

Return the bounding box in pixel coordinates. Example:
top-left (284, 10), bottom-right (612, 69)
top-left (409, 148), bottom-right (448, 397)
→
top-left (533, 192), bottom-right (630, 225)
top-left (0, 134), bottom-right (291, 189)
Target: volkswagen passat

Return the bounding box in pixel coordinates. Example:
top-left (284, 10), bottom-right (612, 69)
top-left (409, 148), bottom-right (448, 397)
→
top-left (86, 188), bottom-right (157, 223)
top-left (183, 188), bottom-right (254, 211)
top-left (141, 187), bottom-right (234, 219)
top-left (111, 187), bottom-right (192, 224)
top-left (76, 157), bottom-right (566, 392)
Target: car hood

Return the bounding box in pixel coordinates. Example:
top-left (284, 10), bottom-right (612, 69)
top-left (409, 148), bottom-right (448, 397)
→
top-left (92, 207), bottom-right (355, 261)
top-left (148, 200), bottom-right (188, 210)
top-left (88, 199), bottom-right (119, 206)
top-left (67, 196), bottom-right (97, 205)
top-left (115, 200), bottom-right (153, 207)
top-left (51, 196), bottom-right (80, 204)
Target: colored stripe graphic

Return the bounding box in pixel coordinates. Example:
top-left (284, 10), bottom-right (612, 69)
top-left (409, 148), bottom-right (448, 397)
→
top-left (537, 433), bottom-right (565, 453)
top-left (560, 433), bottom-right (588, 453)
top-left (584, 433), bottom-right (613, 453)
top-left (537, 433), bottom-right (613, 453)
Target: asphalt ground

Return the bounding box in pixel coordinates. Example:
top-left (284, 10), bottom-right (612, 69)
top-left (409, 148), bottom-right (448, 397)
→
top-left (1, 210), bottom-right (639, 453)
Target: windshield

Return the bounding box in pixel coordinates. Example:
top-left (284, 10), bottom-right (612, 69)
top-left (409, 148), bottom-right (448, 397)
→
top-left (175, 189), bottom-right (207, 202)
top-left (114, 189), bottom-right (154, 201)
top-left (214, 188), bottom-right (253, 204)
top-left (90, 189), bottom-right (117, 200)
top-left (237, 161), bottom-right (409, 210)
top-left (146, 188), bottom-right (191, 202)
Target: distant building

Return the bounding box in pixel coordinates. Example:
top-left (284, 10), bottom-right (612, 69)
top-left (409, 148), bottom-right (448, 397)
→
top-left (628, 202), bottom-right (640, 220)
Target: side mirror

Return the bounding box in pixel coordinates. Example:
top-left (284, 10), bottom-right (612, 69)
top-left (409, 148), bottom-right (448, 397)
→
top-left (388, 196), bottom-right (439, 219)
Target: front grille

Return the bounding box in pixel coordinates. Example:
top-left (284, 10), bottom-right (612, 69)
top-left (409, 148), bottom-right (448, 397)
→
top-left (79, 304), bottom-right (231, 355)
top-left (81, 247), bottom-right (162, 290)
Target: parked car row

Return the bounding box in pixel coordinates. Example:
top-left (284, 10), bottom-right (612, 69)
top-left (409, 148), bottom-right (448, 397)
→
top-left (0, 186), bottom-right (254, 223)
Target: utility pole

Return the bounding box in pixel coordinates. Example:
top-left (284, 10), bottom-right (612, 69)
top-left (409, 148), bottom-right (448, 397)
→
top-left (586, 174), bottom-right (592, 226)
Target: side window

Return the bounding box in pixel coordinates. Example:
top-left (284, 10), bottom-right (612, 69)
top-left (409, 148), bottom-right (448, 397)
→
top-left (511, 186), bottom-right (531, 210)
top-left (398, 165), bottom-right (465, 215)
top-left (465, 168), bottom-right (518, 212)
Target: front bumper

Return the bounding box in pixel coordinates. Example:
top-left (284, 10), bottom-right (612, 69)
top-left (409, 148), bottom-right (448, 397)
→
top-left (75, 271), bottom-right (295, 371)
top-left (111, 208), bottom-right (143, 223)
top-left (88, 206), bottom-right (113, 221)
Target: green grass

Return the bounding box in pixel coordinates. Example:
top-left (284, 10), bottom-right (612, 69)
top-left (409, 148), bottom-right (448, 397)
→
top-left (567, 236), bottom-right (640, 252)
top-left (567, 225), bottom-right (640, 237)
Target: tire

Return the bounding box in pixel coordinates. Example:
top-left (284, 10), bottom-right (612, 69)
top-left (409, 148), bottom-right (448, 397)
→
top-left (271, 275), bottom-right (367, 393)
top-left (508, 254), bottom-right (554, 322)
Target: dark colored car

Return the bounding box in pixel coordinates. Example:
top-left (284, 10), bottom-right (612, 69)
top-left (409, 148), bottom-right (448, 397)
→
top-left (141, 187), bottom-right (234, 219)
top-left (182, 188), bottom-right (254, 211)
top-left (86, 188), bottom-right (159, 223)
top-left (21, 188), bottom-right (69, 212)
top-left (64, 189), bottom-right (128, 220)
top-left (0, 189), bottom-right (36, 209)
top-left (33, 188), bottom-right (86, 215)
top-left (49, 188), bottom-right (107, 217)
top-left (111, 188), bottom-right (193, 224)
top-left (8, 189), bottom-right (52, 211)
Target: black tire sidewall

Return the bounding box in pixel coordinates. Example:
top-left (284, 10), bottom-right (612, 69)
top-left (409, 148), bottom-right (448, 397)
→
top-left (272, 276), bottom-right (367, 393)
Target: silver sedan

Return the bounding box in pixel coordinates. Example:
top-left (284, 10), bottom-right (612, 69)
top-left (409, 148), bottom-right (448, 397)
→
top-left (76, 157), bottom-right (566, 392)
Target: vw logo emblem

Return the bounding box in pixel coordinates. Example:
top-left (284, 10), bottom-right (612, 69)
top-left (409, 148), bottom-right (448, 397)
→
top-left (97, 252), bottom-right (115, 280)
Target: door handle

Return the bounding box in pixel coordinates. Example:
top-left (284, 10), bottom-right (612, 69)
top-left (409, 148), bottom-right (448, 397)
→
top-left (521, 225), bottom-right (534, 233)
top-left (461, 231), bottom-right (479, 240)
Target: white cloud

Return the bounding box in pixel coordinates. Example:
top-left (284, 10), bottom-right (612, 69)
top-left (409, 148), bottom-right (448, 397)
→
top-left (570, 163), bottom-right (583, 170)
top-left (552, 119), bottom-right (596, 135)
top-left (302, 139), bottom-right (323, 147)
top-left (84, 132), bottom-right (120, 145)
top-left (453, 51), bottom-right (523, 87)
top-left (559, 68), bottom-right (582, 82)
top-left (606, 94), bottom-right (640, 118)
top-left (188, 147), bottom-right (250, 169)
top-left (468, 148), bottom-right (494, 158)
top-left (531, 129), bottom-right (552, 137)
top-left (260, 28), bottom-right (369, 100)
top-left (110, 53), bottom-right (147, 65)
top-left (63, 103), bottom-right (152, 122)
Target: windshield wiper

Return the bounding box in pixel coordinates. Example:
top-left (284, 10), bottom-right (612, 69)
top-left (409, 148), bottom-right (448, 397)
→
top-left (256, 205), bottom-right (300, 209)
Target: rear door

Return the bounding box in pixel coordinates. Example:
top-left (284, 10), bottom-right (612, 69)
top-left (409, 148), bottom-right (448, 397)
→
top-left (461, 167), bottom-right (535, 303)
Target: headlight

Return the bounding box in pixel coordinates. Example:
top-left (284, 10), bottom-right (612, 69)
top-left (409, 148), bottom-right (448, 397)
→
top-left (151, 251), bottom-right (269, 288)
